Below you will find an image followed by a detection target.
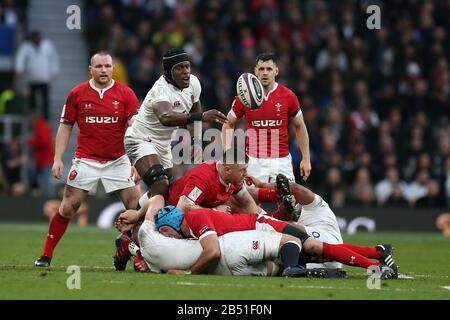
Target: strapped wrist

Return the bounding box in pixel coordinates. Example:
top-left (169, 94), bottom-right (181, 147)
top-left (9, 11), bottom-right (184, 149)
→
top-left (187, 112), bottom-right (203, 123)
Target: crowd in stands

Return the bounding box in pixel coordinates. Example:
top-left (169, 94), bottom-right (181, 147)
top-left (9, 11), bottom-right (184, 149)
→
top-left (0, 0), bottom-right (449, 211)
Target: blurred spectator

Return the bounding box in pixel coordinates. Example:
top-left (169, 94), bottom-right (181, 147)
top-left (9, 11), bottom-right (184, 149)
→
top-left (404, 169), bottom-right (441, 207)
top-left (319, 166), bottom-right (346, 208)
top-left (0, 0), bottom-right (28, 28)
top-left (25, 112), bottom-right (55, 197)
top-left (384, 183), bottom-right (409, 207)
top-left (436, 213), bottom-right (450, 237)
top-left (14, 30), bottom-right (59, 119)
top-left (375, 167), bottom-right (407, 206)
top-left (0, 140), bottom-right (27, 196)
top-left (349, 167), bottom-right (376, 206)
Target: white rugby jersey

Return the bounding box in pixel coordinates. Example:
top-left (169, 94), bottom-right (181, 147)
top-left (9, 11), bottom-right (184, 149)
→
top-left (132, 75), bottom-right (201, 146)
top-left (138, 220), bottom-right (202, 272)
top-left (298, 194), bottom-right (341, 233)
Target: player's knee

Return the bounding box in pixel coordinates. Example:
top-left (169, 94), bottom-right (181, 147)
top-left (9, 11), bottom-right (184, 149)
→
top-left (303, 238), bottom-right (323, 256)
top-left (282, 224), bottom-right (310, 243)
top-left (59, 200), bottom-right (78, 218)
top-left (151, 180), bottom-right (169, 199)
top-left (142, 164), bottom-right (168, 187)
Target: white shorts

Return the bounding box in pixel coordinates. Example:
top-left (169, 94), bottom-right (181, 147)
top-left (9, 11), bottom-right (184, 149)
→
top-left (66, 155), bottom-right (135, 194)
top-left (212, 230), bottom-right (282, 276)
top-left (247, 154), bottom-right (295, 183)
top-left (124, 126), bottom-right (173, 169)
top-left (297, 194), bottom-right (343, 269)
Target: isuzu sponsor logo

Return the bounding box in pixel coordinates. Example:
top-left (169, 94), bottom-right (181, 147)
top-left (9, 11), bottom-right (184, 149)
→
top-left (251, 120), bottom-right (283, 127)
top-left (85, 116), bottom-right (119, 123)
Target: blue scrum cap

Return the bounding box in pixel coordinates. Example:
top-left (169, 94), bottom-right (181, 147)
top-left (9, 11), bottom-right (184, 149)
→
top-left (155, 205), bottom-right (184, 233)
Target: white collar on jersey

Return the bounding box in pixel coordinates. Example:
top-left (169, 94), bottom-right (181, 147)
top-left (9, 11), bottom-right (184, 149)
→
top-left (264, 82), bottom-right (278, 101)
top-left (89, 79), bottom-right (115, 99)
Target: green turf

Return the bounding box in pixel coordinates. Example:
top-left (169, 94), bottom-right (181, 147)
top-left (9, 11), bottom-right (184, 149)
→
top-left (0, 222), bottom-right (449, 300)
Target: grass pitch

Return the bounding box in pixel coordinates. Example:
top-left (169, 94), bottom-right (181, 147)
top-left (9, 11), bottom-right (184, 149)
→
top-left (0, 222), bottom-right (449, 300)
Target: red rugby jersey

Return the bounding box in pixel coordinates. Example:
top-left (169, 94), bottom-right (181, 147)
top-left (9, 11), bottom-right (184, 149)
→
top-left (61, 80), bottom-right (139, 161)
top-left (232, 83), bottom-right (300, 158)
top-left (184, 209), bottom-right (287, 240)
top-left (167, 161), bottom-right (243, 208)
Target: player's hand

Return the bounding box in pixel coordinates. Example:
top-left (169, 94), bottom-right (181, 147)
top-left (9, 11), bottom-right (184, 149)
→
top-left (299, 160), bottom-right (311, 182)
top-left (202, 109), bottom-right (227, 124)
top-left (116, 210), bottom-right (139, 232)
top-left (52, 159), bottom-right (64, 179)
top-left (213, 204), bottom-right (231, 213)
top-left (245, 176), bottom-right (263, 188)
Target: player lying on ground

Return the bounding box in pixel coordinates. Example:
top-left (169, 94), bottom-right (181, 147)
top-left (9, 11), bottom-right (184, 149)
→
top-left (247, 173), bottom-right (399, 274)
top-left (138, 195), bottom-right (304, 276)
top-left (116, 169), bottom-right (398, 277)
top-left (153, 203), bottom-right (398, 279)
top-left (113, 148), bottom-right (281, 271)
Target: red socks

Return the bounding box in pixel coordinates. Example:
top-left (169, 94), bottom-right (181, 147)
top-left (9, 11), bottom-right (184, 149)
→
top-left (258, 188), bottom-right (280, 203)
top-left (322, 243), bottom-right (380, 268)
top-left (42, 212), bottom-right (71, 258)
top-left (339, 244), bottom-right (383, 259)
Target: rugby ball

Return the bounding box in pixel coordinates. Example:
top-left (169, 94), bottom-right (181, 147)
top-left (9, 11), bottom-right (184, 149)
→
top-left (236, 73), bottom-right (264, 109)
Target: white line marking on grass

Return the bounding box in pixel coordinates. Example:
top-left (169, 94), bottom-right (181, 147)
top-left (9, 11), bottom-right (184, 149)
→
top-left (176, 281), bottom-right (356, 291)
top-left (398, 274), bottom-right (415, 279)
top-left (174, 281), bottom-right (433, 293)
top-left (411, 274), bottom-right (449, 279)
top-left (441, 286), bottom-right (450, 291)
top-left (0, 264), bottom-right (114, 271)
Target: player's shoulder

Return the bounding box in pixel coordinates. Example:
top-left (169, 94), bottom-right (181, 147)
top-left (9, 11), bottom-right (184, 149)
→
top-left (190, 74), bottom-right (201, 86)
top-left (113, 80), bottom-right (136, 96)
top-left (277, 83), bottom-right (296, 96)
top-left (70, 81), bottom-right (90, 95)
top-left (192, 161), bottom-right (217, 177)
top-left (149, 76), bottom-right (172, 93)
top-left (189, 74), bottom-right (201, 94)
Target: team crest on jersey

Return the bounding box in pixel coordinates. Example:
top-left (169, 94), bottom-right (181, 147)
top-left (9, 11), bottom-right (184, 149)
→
top-left (252, 240), bottom-right (259, 250)
top-left (84, 103), bottom-right (92, 109)
top-left (69, 170), bottom-right (78, 181)
top-left (275, 103), bottom-right (282, 112)
top-left (174, 101), bottom-right (181, 107)
top-left (113, 100), bottom-right (120, 114)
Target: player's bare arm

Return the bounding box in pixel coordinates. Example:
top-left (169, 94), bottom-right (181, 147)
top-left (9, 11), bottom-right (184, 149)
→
top-left (229, 187), bottom-right (260, 213)
top-left (168, 233), bottom-right (220, 275)
top-left (116, 194), bottom-right (161, 232)
top-left (221, 112), bottom-right (238, 151)
top-left (52, 123), bottom-right (73, 179)
top-left (292, 115), bottom-right (311, 181)
top-left (153, 100), bottom-right (227, 127)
